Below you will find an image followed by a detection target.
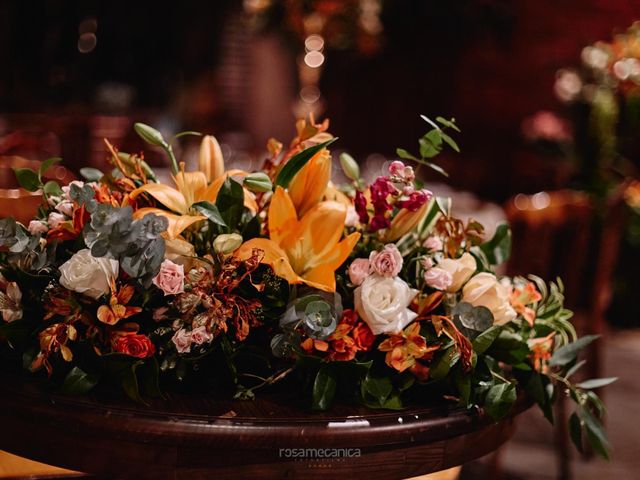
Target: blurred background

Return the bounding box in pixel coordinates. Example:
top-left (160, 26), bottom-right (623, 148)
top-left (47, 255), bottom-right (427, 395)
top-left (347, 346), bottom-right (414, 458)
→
top-left (1, 1), bottom-right (639, 479)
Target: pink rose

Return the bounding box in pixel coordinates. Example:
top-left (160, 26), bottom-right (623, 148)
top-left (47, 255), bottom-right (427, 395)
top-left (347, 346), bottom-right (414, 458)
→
top-left (421, 257), bottom-right (433, 270)
top-left (190, 326), bottom-right (213, 345)
top-left (369, 244), bottom-right (403, 277)
top-left (423, 236), bottom-right (443, 252)
top-left (48, 212), bottom-right (65, 229)
top-left (55, 201), bottom-right (74, 216)
top-left (423, 267), bottom-right (453, 291)
top-left (172, 329), bottom-right (191, 353)
top-left (28, 220), bottom-right (48, 235)
top-left (152, 259), bottom-right (184, 296)
top-left (348, 258), bottom-right (371, 286)
top-left (388, 160), bottom-right (406, 177)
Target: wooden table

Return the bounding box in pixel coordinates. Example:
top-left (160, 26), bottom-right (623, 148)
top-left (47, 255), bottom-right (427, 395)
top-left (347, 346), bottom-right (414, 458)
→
top-left (0, 370), bottom-right (530, 480)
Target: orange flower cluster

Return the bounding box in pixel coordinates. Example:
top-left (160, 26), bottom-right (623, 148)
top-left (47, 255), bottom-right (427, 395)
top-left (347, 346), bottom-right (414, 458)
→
top-left (510, 282), bottom-right (542, 326)
top-left (528, 333), bottom-right (555, 373)
top-left (31, 323), bottom-right (78, 375)
top-left (301, 309), bottom-right (375, 361)
top-left (97, 283), bottom-right (142, 326)
top-left (378, 322), bottom-right (439, 380)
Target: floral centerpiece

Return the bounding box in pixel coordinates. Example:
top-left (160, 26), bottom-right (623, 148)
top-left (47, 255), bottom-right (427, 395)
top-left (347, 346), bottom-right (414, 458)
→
top-left (0, 115), bottom-right (613, 458)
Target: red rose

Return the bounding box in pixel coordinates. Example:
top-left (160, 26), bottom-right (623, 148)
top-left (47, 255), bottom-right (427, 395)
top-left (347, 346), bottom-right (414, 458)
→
top-left (113, 334), bottom-right (155, 359)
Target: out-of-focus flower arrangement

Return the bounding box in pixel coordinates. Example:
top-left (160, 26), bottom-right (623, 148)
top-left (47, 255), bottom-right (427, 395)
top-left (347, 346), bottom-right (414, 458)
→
top-left (552, 21), bottom-right (640, 198)
top-left (0, 115), bottom-right (613, 458)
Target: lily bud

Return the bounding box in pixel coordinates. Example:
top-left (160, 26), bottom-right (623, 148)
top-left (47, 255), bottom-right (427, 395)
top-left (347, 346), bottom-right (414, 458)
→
top-left (384, 201), bottom-right (430, 242)
top-left (213, 233), bottom-right (243, 255)
top-left (244, 172), bottom-right (273, 193)
top-left (134, 123), bottom-right (166, 147)
top-left (199, 135), bottom-right (225, 183)
top-left (339, 152), bottom-right (360, 181)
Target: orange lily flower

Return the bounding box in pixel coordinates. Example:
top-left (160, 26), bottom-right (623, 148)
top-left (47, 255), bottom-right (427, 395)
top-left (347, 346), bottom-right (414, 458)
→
top-left (288, 148), bottom-right (332, 216)
top-left (510, 282), bottom-right (542, 326)
top-left (97, 283), bottom-right (142, 326)
top-left (378, 322), bottom-right (438, 372)
top-left (130, 135), bottom-right (257, 239)
top-left (235, 187), bottom-right (360, 292)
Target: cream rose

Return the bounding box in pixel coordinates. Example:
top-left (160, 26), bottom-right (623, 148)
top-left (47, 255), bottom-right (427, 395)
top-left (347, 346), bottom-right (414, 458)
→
top-left (354, 274), bottom-right (419, 335)
top-left (59, 249), bottom-right (119, 299)
top-left (437, 252), bottom-right (477, 292)
top-left (462, 272), bottom-right (517, 325)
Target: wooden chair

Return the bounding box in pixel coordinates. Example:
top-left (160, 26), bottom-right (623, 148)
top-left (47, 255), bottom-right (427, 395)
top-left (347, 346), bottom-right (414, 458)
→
top-left (503, 188), bottom-right (627, 479)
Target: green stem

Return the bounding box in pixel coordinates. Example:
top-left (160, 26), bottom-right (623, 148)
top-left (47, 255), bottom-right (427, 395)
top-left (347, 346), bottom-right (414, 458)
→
top-left (165, 144), bottom-right (179, 175)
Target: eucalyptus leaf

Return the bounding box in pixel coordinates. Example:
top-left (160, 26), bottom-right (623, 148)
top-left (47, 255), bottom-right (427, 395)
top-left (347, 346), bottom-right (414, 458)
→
top-left (549, 335), bottom-right (600, 367)
top-left (576, 377), bottom-right (617, 390)
top-left (79, 167), bottom-right (104, 182)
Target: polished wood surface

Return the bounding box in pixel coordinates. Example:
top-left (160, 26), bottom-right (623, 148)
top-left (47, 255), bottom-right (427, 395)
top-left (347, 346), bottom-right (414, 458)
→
top-left (0, 370), bottom-right (530, 479)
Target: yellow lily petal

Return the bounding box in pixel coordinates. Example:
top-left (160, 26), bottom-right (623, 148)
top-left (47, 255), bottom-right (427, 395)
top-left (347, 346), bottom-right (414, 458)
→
top-left (385, 201), bottom-right (430, 242)
top-left (201, 170), bottom-right (258, 212)
top-left (268, 187), bottom-right (298, 245)
top-left (281, 200), bottom-right (347, 274)
top-left (130, 183), bottom-right (189, 214)
top-left (198, 135), bottom-right (225, 183)
top-left (173, 171), bottom-right (208, 207)
top-left (235, 238), bottom-right (302, 285)
top-left (133, 207), bottom-right (205, 239)
top-left (288, 148), bottom-right (331, 216)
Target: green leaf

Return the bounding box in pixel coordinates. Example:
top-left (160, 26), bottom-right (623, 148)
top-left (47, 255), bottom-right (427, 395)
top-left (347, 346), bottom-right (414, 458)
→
top-left (440, 131), bottom-right (461, 152)
top-left (79, 167), bottom-right (104, 182)
top-left (362, 372), bottom-right (393, 406)
top-left (454, 368), bottom-right (471, 406)
top-left (137, 358), bottom-right (163, 398)
top-left (312, 365), bottom-right (337, 411)
top-left (419, 138), bottom-right (440, 158)
top-left (472, 326), bottom-right (501, 355)
top-left (569, 412), bottom-right (584, 454)
top-left (435, 116), bottom-right (461, 132)
top-left (429, 347), bottom-right (456, 380)
top-left (43, 180), bottom-right (62, 197)
top-left (58, 366), bottom-right (100, 395)
top-left (549, 335), bottom-right (600, 367)
top-left (13, 168), bottom-right (40, 192)
top-left (134, 122), bottom-right (167, 147)
top-left (396, 148), bottom-right (419, 161)
top-left (215, 178), bottom-right (245, 230)
top-left (38, 157), bottom-right (62, 180)
top-left (484, 382), bottom-right (517, 421)
top-left (523, 371), bottom-right (553, 423)
top-left (193, 201), bottom-right (227, 227)
top-left (479, 223), bottom-right (512, 266)
top-left (576, 377), bottom-right (617, 390)
top-left (275, 138), bottom-right (337, 188)
top-left (582, 408), bottom-right (611, 459)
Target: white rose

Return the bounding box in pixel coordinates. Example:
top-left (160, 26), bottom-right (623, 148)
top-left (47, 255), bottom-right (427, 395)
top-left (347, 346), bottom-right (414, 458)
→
top-left (462, 272), bottom-right (517, 326)
top-left (59, 249), bottom-right (119, 299)
top-left (437, 252), bottom-right (477, 292)
top-left (354, 274), bottom-right (419, 335)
